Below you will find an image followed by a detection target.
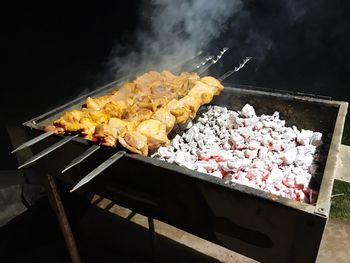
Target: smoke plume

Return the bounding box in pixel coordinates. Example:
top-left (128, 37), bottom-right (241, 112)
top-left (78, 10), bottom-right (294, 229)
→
top-left (106, 0), bottom-right (350, 97)
top-left (108, 0), bottom-right (243, 77)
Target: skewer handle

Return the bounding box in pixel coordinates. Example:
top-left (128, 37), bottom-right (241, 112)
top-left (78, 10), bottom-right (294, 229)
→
top-left (70, 151), bottom-right (126, 192)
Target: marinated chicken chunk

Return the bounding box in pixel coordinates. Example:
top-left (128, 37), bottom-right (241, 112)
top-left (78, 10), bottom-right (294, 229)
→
top-left (48, 71), bottom-right (224, 155)
top-left (136, 119), bottom-right (170, 151)
top-left (119, 131), bottom-right (149, 156)
top-left (151, 108), bottom-right (176, 133)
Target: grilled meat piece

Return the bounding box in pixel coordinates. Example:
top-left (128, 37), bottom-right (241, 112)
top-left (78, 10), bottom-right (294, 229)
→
top-left (136, 119), bottom-right (170, 151)
top-left (119, 131), bottom-right (149, 156)
top-left (151, 108), bottom-right (176, 134)
top-left (48, 71), bottom-right (224, 155)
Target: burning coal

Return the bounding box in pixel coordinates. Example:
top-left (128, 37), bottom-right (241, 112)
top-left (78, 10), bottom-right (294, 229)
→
top-left (152, 104), bottom-right (325, 203)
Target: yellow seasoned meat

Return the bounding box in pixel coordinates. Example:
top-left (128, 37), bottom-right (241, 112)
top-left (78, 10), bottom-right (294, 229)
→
top-left (85, 95), bottom-right (112, 110)
top-left (103, 101), bottom-right (129, 118)
top-left (94, 118), bottom-right (127, 147)
top-left (164, 99), bottom-right (192, 124)
top-left (188, 82), bottom-right (215, 105)
top-left (177, 96), bottom-right (202, 119)
top-left (124, 107), bottom-right (153, 122)
top-left (151, 108), bottom-right (176, 133)
top-left (53, 110), bottom-right (87, 132)
top-left (119, 131), bottom-right (149, 156)
top-left (199, 76), bottom-right (224, 95)
top-left (79, 117), bottom-right (97, 139)
top-left (136, 119), bottom-right (170, 151)
top-left (56, 110), bottom-right (86, 123)
top-left (170, 107), bottom-right (191, 124)
top-left (94, 118), bottom-right (139, 147)
top-left (48, 71), bottom-right (224, 155)
top-left (88, 110), bottom-right (109, 124)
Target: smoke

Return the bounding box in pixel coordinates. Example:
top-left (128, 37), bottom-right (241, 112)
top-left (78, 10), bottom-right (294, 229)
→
top-left (108, 0), bottom-right (243, 77)
top-left (105, 0), bottom-right (350, 97)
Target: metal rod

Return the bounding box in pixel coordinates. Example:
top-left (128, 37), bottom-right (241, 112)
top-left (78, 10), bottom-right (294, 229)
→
top-left (18, 135), bottom-right (78, 169)
top-left (196, 47), bottom-right (229, 75)
top-left (62, 144), bottom-right (101, 173)
top-left (218, 57), bottom-right (252, 81)
top-left (17, 54), bottom-right (249, 171)
top-left (11, 131), bottom-right (55, 153)
top-left (148, 217), bottom-right (157, 263)
top-left (46, 174), bottom-right (81, 263)
top-left (195, 60), bottom-right (216, 75)
top-left (70, 151), bottom-right (126, 192)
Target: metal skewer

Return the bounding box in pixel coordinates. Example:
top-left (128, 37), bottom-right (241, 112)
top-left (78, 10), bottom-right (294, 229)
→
top-left (11, 131), bottom-right (55, 154)
top-left (18, 135), bottom-right (78, 169)
top-left (59, 49), bottom-right (232, 173)
top-left (61, 144), bottom-right (101, 173)
top-left (196, 47), bottom-right (229, 75)
top-left (10, 51), bottom-right (209, 158)
top-left (68, 55), bottom-right (253, 192)
top-left (218, 57), bottom-right (252, 81)
top-left (70, 151), bottom-right (126, 192)
top-left (16, 52), bottom-right (251, 183)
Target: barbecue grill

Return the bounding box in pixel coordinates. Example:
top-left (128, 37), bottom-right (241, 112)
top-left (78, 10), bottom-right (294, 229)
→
top-left (11, 56), bottom-right (349, 262)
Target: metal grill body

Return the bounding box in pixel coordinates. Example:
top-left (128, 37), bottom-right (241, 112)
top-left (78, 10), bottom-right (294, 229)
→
top-left (20, 80), bottom-right (348, 263)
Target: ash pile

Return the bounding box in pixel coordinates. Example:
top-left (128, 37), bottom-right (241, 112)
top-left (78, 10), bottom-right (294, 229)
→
top-left (152, 104), bottom-right (328, 203)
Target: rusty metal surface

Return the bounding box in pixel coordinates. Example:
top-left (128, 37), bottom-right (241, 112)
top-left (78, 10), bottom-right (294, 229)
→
top-left (16, 81), bottom-right (349, 263)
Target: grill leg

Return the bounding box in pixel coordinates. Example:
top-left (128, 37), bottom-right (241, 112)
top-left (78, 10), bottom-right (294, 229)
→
top-left (148, 217), bottom-right (157, 262)
top-left (47, 174), bottom-right (82, 263)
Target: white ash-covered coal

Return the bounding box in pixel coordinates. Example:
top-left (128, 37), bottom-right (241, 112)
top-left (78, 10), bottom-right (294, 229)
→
top-left (152, 104), bottom-right (326, 203)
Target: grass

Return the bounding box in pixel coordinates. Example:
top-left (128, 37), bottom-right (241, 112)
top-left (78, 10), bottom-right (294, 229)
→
top-left (331, 117), bottom-right (350, 220)
top-left (329, 119), bottom-right (350, 221)
top-left (342, 118), bottom-right (350, 145)
top-left (330, 180), bottom-right (350, 220)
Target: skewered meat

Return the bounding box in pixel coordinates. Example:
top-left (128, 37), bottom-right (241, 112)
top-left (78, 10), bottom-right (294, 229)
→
top-left (151, 108), bottom-right (176, 133)
top-left (53, 110), bottom-right (91, 133)
top-left (119, 131), bottom-right (149, 156)
top-left (136, 119), bottom-right (170, 151)
top-left (164, 99), bottom-right (192, 124)
top-left (199, 76), bottom-right (224, 95)
top-left (103, 100), bottom-right (129, 118)
top-left (94, 118), bottom-right (129, 147)
top-left (124, 106), bottom-right (154, 122)
top-left (79, 117), bottom-right (97, 139)
top-left (47, 71), bottom-right (224, 155)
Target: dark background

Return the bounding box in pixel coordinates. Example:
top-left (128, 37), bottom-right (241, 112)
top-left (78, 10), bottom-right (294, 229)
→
top-left (3, 1), bottom-right (350, 169)
top-left (1, 2), bottom-right (350, 262)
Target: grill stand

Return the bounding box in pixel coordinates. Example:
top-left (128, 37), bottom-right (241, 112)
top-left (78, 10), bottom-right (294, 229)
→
top-left (48, 181), bottom-right (160, 263)
top-left (148, 217), bottom-right (157, 262)
top-left (7, 124), bottom-right (81, 263)
top-left (46, 174), bottom-right (82, 263)
top-left (47, 173), bottom-right (158, 263)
